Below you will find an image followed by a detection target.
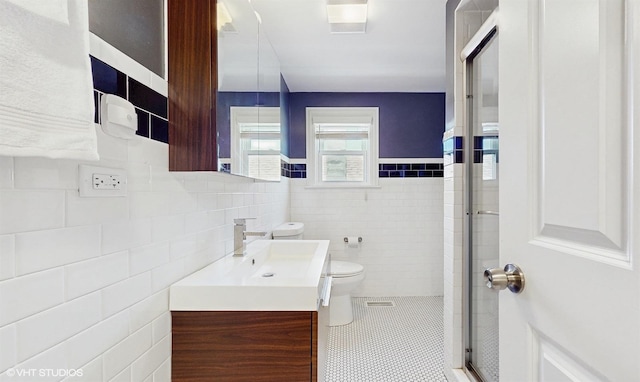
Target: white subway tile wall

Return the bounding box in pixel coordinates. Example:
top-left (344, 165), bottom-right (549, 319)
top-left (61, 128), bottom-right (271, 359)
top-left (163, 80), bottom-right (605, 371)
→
top-left (15, 293), bottom-right (101, 362)
top-left (15, 225), bottom-right (102, 276)
top-left (0, 269), bottom-right (65, 327)
top-left (0, 158), bottom-right (13, 189)
top-left (444, 163), bottom-right (465, 381)
top-left (107, 325), bottom-right (152, 377)
top-left (443, 159), bottom-right (465, 381)
top-left (0, 324), bottom-right (16, 372)
top-left (0, 190), bottom-right (66, 235)
top-left (0, 235), bottom-right (15, 281)
top-left (0, 132), bottom-right (289, 380)
top-left (291, 176), bottom-right (444, 297)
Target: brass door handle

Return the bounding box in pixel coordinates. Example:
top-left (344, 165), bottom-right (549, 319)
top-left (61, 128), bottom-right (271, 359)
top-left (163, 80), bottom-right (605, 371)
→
top-left (484, 264), bottom-right (525, 294)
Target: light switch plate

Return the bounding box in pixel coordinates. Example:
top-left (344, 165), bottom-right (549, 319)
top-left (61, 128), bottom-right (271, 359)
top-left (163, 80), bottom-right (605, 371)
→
top-left (79, 165), bottom-right (127, 197)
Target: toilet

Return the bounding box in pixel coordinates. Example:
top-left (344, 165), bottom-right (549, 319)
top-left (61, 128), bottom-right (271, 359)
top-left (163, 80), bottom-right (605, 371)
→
top-left (271, 222), bottom-right (305, 240)
top-left (328, 260), bottom-right (365, 326)
top-left (272, 222), bottom-right (365, 326)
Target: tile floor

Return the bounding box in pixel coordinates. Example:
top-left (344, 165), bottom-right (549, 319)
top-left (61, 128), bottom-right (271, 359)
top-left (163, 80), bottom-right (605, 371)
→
top-left (326, 296), bottom-right (446, 382)
top-left (473, 323), bottom-right (499, 381)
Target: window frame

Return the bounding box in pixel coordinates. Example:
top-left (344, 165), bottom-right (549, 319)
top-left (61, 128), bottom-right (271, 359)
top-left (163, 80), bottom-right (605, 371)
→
top-left (230, 106), bottom-right (281, 181)
top-left (305, 107), bottom-right (379, 188)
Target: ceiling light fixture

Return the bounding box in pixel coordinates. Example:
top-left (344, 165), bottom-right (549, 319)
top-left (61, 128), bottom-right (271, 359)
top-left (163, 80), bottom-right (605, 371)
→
top-left (326, 0), bottom-right (368, 34)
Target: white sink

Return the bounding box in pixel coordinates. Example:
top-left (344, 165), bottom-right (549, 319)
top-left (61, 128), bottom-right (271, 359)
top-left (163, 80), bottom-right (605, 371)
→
top-left (169, 239), bottom-right (331, 311)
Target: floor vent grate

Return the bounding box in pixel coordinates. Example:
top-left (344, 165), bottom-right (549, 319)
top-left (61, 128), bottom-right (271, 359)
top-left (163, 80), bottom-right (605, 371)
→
top-left (366, 301), bottom-right (395, 307)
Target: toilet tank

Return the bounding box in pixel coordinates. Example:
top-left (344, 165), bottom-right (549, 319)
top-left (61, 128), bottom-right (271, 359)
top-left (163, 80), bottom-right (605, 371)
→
top-left (272, 222), bottom-right (304, 240)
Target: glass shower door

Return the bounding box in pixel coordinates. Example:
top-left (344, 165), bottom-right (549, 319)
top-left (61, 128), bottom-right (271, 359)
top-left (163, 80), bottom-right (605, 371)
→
top-left (466, 32), bottom-right (499, 382)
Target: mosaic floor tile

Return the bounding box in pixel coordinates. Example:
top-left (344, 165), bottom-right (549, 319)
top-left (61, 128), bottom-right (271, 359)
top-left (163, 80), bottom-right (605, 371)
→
top-left (326, 296), bottom-right (446, 382)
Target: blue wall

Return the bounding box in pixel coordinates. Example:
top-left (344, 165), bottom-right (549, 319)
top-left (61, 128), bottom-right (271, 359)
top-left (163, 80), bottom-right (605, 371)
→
top-left (217, 91), bottom-right (445, 160)
top-left (280, 76), bottom-right (291, 158)
top-left (287, 92), bottom-right (445, 159)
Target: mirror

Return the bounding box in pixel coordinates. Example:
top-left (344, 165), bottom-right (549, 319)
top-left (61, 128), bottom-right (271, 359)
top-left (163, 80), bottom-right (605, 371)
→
top-left (216, 0), bottom-right (282, 181)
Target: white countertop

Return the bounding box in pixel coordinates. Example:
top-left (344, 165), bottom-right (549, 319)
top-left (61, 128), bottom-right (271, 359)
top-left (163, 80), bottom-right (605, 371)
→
top-left (169, 239), bottom-right (330, 311)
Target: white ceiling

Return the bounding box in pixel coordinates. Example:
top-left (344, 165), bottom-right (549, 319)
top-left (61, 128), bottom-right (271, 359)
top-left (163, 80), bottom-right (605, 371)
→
top-left (248, 0), bottom-right (447, 93)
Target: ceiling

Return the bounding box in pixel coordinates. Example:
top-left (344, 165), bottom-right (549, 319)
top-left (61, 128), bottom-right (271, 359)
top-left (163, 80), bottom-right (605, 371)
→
top-left (248, 0), bottom-right (447, 93)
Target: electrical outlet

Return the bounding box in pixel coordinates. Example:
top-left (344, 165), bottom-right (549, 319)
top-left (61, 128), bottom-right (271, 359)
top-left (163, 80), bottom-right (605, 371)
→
top-left (79, 165), bottom-right (127, 197)
top-left (93, 174), bottom-right (123, 190)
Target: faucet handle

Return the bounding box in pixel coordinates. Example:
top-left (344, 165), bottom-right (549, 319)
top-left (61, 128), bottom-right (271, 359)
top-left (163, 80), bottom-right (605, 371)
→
top-left (234, 217), bottom-right (256, 225)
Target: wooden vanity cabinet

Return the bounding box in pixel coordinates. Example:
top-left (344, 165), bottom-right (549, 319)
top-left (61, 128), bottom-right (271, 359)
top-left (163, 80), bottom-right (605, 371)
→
top-left (167, 0), bottom-right (218, 171)
top-left (172, 310), bottom-right (326, 381)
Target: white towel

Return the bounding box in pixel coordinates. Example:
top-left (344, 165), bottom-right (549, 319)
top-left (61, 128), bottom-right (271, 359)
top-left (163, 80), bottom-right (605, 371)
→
top-left (0, 0), bottom-right (99, 160)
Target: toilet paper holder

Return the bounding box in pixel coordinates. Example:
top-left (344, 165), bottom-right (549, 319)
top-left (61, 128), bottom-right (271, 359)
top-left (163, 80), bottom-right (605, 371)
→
top-left (343, 237), bottom-right (363, 243)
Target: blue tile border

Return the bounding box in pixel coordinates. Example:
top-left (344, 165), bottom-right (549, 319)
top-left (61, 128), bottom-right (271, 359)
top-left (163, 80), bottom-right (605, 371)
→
top-left (135, 108), bottom-right (150, 138)
top-left (93, 91), bottom-right (100, 123)
top-left (90, 55), bottom-right (168, 145)
top-left (281, 161), bottom-right (307, 178)
top-left (378, 163), bottom-right (443, 178)
top-left (443, 136), bottom-right (499, 164)
top-left (281, 161), bottom-right (441, 179)
top-left (473, 135), bottom-right (499, 163)
top-left (443, 136), bottom-right (464, 163)
top-left (90, 57), bottom-right (127, 98)
top-left (150, 115), bottom-right (169, 143)
top-left (128, 77), bottom-right (168, 119)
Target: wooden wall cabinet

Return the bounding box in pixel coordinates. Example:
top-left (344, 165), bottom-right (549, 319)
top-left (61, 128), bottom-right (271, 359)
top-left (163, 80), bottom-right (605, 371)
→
top-left (172, 310), bottom-right (328, 381)
top-left (167, 0), bottom-right (218, 171)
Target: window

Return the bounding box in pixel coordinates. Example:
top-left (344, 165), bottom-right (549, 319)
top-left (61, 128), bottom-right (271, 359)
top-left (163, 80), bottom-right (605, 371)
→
top-left (230, 107), bottom-right (281, 181)
top-left (306, 107), bottom-right (379, 187)
top-left (481, 136), bottom-right (499, 181)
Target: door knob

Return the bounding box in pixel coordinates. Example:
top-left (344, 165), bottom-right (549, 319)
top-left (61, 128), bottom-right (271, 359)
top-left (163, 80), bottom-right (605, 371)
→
top-left (484, 264), bottom-right (525, 294)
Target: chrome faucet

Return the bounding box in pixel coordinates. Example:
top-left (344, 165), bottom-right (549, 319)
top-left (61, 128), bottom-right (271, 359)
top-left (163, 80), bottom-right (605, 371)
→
top-left (233, 218), bottom-right (267, 256)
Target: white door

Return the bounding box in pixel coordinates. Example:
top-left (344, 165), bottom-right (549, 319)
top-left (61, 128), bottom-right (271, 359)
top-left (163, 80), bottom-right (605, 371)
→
top-left (498, 0), bottom-right (640, 380)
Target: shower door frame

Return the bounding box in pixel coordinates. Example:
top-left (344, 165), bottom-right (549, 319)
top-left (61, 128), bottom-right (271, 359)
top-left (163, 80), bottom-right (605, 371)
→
top-left (462, 17), bottom-right (499, 382)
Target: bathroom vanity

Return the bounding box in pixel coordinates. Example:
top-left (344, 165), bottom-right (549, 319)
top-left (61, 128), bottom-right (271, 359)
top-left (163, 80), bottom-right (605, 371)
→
top-left (170, 240), bottom-right (331, 381)
top-left (172, 310), bottom-right (325, 381)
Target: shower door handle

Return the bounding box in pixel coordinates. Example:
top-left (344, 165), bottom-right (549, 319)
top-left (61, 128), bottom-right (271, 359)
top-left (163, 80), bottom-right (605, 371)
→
top-left (484, 264), bottom-right (525, 294)
top-left (476, 210), bottom-right (499, 216)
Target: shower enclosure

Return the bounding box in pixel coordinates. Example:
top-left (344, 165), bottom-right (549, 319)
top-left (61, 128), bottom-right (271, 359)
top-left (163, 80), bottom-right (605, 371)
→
top-left (464, 29), bottom-right (499, 382)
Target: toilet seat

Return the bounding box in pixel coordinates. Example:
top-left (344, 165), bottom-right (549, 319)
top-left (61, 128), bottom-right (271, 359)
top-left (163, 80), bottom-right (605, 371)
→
top-left (330, 261), bottom-right (364, 278)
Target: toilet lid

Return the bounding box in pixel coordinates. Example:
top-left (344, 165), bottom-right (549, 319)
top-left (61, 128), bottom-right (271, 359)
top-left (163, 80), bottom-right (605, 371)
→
top-left (330, 261), bottom-right (364, 278)
top-left (272, 222), bottom-right (304, 237)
